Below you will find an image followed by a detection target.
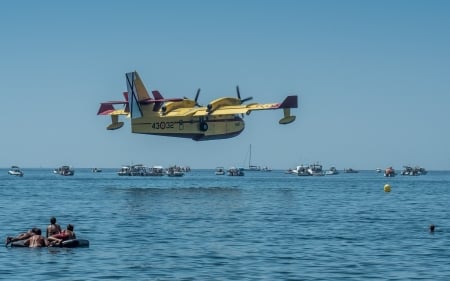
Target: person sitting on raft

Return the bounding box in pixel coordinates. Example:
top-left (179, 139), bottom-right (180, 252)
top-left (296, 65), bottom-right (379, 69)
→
top-left (46, 216), bottom-right (62, 238)
top-left (23, 228), bottom-right (49, 248)
top-left (48, 224), bottom-right (76, 245)
top-left (5, 228), bottom-right (38, 246)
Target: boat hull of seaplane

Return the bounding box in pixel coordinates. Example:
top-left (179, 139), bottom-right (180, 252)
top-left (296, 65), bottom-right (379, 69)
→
top-left (131, 115), bottom-right (245, 141)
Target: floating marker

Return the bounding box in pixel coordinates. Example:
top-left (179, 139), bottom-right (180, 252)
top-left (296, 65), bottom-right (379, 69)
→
top-left (384, 184), bottom-right (391, 192)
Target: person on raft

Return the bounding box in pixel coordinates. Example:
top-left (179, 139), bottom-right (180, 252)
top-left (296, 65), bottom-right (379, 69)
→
top-left (23, 228), bottom-right (49, 248)
top-left (46, 216), bottom-right (62, 238)
top-left (5, 228), bottom-right (38, 246)
top-left (48, 224), bottom-right (76, 245)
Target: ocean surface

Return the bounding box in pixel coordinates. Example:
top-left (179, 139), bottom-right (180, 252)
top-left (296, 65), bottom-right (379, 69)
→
top-left (0, 168), bottom-right (449, 280)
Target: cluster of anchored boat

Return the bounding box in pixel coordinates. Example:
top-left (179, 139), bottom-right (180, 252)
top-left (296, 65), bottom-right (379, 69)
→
top-left (285, 164), bottom-right (427, 177)
top-left (117, 164), bottom-right (190, 177)
top-left (285, 164), bottom-right (357, 176)
top-left (379, 166), bottom-right (428, 177)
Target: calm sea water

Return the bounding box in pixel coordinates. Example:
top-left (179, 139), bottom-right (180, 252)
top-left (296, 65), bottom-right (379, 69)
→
top-left (0, 168), bottom-right (449, 280)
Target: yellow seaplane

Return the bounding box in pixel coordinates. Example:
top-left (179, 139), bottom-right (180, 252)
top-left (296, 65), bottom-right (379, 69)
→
top-left (97, 71), bottom-right (298, 141)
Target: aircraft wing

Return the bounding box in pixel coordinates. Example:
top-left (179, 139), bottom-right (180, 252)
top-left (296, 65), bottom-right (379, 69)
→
top-left (193, 95), bottom-right (298, 116)
top-left (162, 107), bottom-right (206, 117)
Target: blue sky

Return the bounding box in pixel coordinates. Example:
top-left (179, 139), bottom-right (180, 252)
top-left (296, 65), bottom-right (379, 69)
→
top-left (1, 0), bottom-right (450, 170)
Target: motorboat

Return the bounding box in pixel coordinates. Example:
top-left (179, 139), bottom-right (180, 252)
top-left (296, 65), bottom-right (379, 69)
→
top-left (117, 165), bottom-right (131, 176)
top-left (384, 167), bottom-right (396, 177)
top-left (261, 166), bottom-right (272, 172)
top-left (117, 164), bottom-right (164, 176)
top-left (92, 168), bottom-right (102, 173)
top-left (344, 168), bottom-right (359, 173)
top-left (8, 166), bottom-right (24, 177)
top-left (325, 167), bottom-right (339, 175)
top-left (149, 166), bottom-right (165, 176)
top-left (215, 167), bottom-right (226, 175)
top-left (289, 165), bottom-right (310, 176)
top-left (308, 163), bottom-right (324, 176)
top-left (401, 166), bottom-right (427, 176)
top-left (228, 167), bottom-right (244, 176)
top-left (166, 166), bottom-right (184, 177)
top-left (117, 164), bottom-right (147, 176)
top-left (54, 166), bottom-right (74, 176)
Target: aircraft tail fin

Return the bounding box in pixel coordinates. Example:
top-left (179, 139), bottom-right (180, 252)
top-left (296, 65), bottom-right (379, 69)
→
top-left (279, 95), bottom-right (298, 109)
top-left (126, 71), bottom-right (146, 119)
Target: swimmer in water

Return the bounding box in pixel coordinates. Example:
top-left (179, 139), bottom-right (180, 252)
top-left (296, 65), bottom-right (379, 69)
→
top-left (429, 224), bottom-right (435, 233)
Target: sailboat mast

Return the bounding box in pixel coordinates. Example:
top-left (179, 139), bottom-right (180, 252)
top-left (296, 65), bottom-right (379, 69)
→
top-left (249, 144), bottom-right (252, 169)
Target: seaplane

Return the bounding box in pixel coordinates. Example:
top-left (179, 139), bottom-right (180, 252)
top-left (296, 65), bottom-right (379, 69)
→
top-left (97, 71), bottom-right (298, 141)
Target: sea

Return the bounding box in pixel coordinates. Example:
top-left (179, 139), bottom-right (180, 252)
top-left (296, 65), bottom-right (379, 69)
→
top-left (0, 168), bottom-right (449, 280)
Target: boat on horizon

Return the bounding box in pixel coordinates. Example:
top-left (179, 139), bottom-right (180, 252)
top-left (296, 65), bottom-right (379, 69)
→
top-left (344, 168), bottom-right (359, 173)
top-left (54, 166), bottom-right (75, 176)
top-left (228, 167), bottom-right (245, 176)
top-left (401, 166), bottom-right (427, 176)
top-left (325, 167), bottom-right (339, 175)
top-left (308, 163), bottom-right (324, 176)
top-left (215, 167), bottom-right (226, 175)
top-left (166, 165), bottom-right (185, 177)
top-left (8, 166), bottom-right (24, 177)
top-left (384, 167), bottom-right (396, 177)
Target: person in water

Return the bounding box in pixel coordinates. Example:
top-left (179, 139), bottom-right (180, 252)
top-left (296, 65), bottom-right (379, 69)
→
top-left (46, 216), bottom-right (62, 238)
top-left (429, 224), bottom-right (435, 233)
top-left (5, 228), bottom-right (38, 246)
top-left (23, 228), bottom-right (49, 248)
top-left (48, 224), bottom-right (76, 245)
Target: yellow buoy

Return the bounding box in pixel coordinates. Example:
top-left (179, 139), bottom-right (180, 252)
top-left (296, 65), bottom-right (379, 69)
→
top-left (384, 184), bottom-right (391, 192)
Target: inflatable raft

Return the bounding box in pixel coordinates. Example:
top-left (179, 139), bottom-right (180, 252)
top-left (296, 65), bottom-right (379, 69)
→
top-left (9, 239), bottom-right (89, 248)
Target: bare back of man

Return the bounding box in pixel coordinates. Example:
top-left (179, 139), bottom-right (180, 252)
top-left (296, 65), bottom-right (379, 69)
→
top-left (46, 217), bottom-right (62, 237)
top-left (25, 235), bottom-right (48, 248)
top-left (24, 228), bottom-right (48, 248)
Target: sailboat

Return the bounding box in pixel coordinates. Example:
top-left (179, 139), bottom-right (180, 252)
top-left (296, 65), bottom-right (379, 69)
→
top-left (245, 144), bottom-right (260, 171)
top-left (245, 144), bottom-right (273, 171)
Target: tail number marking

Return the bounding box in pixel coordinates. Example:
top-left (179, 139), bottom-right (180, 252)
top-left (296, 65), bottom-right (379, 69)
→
top-left (151, 122), bottom-right (175, 130)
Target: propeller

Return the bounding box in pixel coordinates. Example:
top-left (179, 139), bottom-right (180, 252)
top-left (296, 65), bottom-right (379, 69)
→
top-left (194, 88), bottom-right (201, 106)
top-left (236, 86), bottom-right (253, 104)
top-left (184, 88), bottom-right (202, 106)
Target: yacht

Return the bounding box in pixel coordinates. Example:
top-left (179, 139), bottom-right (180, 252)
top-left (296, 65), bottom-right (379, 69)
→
top-left (8, 166), bottom-right (24, 177)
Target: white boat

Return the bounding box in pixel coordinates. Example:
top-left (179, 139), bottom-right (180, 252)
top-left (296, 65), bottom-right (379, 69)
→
top-left (325, 167), bottom-right (339, 175)
top-left (167, 166), bottom-right (184, 177)
top-left (289, 165), bottom-right (310, 176)
top-left (215, 167), bottom-right (226, 175)
top-left (92, 168), bottom-right (102, 173)
top-left (245, 144), bottom-right (263, 171)
top-left (308, 163), bottom-right (324, 176)
top-left (228, 167), bottom-right (244, 176)
top-left (8, 166), bottom-right (24, 177)
top-left (54, 166), bottom-right (74, 176)
top-left (401, 166), bottom-right (426, 176)
top-left (149, 165), bottom-right (165, 176)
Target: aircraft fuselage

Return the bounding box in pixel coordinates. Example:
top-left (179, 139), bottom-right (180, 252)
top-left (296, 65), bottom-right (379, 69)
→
top-left (131, 114), bottom-right (245, 141)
